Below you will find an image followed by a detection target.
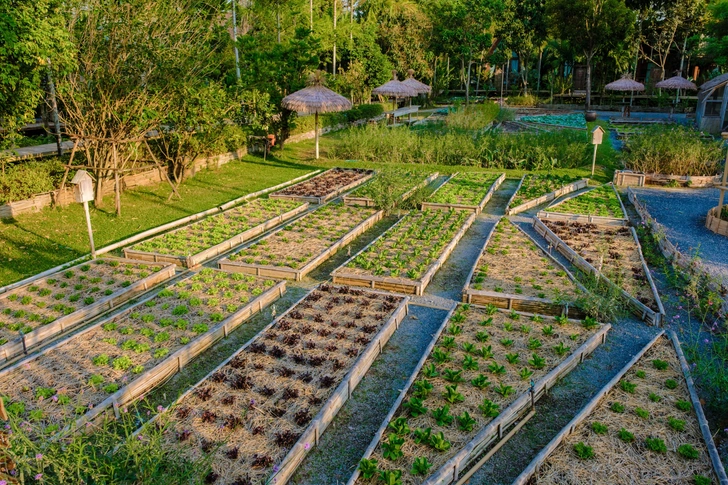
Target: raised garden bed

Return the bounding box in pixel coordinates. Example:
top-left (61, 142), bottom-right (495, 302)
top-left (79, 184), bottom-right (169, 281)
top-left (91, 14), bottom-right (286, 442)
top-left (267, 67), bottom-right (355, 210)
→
top-left (512, 332), bottom-right (727, 485)
top-left (348, 303), bottom-right (611, 485)
top-left (0, 268), bottom-right (284, 433)
top-left (333, 210), bottom-right (476, 295)
top-left (123, 198), bottom-right (308, 267)
top-left (613, 170), bottom-right (721, 188)
top-left (270, 168), bottom-right (374, 204)
top-left (534, 219), bottom-right (664, 325)
top-left (519, 113), bottom-right (587, 130)
top-left (421, 173), bottom-right (506, 214)
top-left (539, 183), bottom-right (627, 224)
top-left (154, 284), bottom-right (409, 485)
top-left (506, 175), bottom-right (588, 216)
top-left (344, 170), bottom-right (439, 208)
top-left (219, 203), bottom-right (383, 281)
top-left (462, 219), bottom-right (584, 318)
top-left (0, 259), bottom-right (175, 364)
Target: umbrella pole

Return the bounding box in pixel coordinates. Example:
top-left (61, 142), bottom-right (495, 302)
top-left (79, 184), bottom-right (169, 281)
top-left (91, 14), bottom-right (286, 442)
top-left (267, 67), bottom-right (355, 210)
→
top-left (315, 111), bottom-right (320, 160)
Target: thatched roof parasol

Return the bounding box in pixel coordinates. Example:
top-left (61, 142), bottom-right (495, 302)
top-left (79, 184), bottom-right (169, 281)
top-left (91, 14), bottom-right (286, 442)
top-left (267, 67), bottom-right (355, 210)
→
top-left (372, 71), bottom-right (418, 98)
top-left (605, 75), bottom-right (645, 92)
top-left (655, 75), bottom-right (697, 91)
top-left (402, 69), bottom-right (431, 95)
top-left (281, 71), bottom-right (352, 159)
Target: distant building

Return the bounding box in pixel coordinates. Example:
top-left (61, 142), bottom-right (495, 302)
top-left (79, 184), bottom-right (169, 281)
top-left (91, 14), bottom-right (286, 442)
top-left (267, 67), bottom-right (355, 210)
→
top-left (696, 73), bottom-right (728, 134)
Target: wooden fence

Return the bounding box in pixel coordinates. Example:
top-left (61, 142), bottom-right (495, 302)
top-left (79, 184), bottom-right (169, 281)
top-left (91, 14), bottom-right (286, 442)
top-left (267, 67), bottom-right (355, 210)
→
top-left (269, 168), bottom-right (375, 205)
top-left (123, 202), bottom-right (309, 268)
top-left (344, 172), bottom-right (439, 208)
top-left (532, 217), bottom-right (664, 325)
top-left (332, 213), bottom-right (476, 295)
top-left (614, 170), bottom-right (721, 188)
top-left (506, 179), bottom-right (589, 215)
top-left (706, 205), bottom-right (728, 237)
top-left (0, 259), bottom-right (175, 365)
top-left (421, 173), bottom-right (506, 214)
top-left (219, 210), bottom-right (384, 281)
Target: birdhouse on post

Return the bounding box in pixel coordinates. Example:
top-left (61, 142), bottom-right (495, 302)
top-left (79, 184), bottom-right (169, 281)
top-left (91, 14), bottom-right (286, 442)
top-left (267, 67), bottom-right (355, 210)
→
top-left (70, 170), bottom-right (97, 259)
top-left (591, 125), bottom-right (605, 145)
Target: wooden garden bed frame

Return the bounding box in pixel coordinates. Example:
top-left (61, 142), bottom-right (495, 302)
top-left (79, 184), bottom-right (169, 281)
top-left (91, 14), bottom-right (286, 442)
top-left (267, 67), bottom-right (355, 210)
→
top-left (421, 173), bottom-right (506, 214)
top-left (532, 218), bottom-right (665, 325)
top-left (0, 259), bottom-right (175, 365)
top-left (346, 308), bottom-right (612, 485)
top-left (332, 212), bottom-right (477, 295)
top-left (511, 331), bottom-right (728, 485)
top-left (141, 285), bottom-right (410, 485)
top-left (0, 275), bottom-right (287, 433)
top-left (269, 168), bottom-right (375, 204)
top-left (506, 178), bottom-right (589, 216)
top-left (122, 202), bottom-right (309, 268)
top-left (344, 172), bottom-right (439, 207)
top-left (218, 209), bottom-right (384, 281)
top-left (461, 220), bottom-right (588, 319)
top-left (537, 183), bottom-right (628, 226)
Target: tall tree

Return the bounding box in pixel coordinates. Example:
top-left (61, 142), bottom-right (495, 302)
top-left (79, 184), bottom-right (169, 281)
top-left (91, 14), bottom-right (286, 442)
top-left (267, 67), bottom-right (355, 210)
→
top-left (547, 0), bottom-right (635, 109)
top-left (497, 0), bottom-right (548, 94)
top-left (704, 0), bottom-right (728, 68)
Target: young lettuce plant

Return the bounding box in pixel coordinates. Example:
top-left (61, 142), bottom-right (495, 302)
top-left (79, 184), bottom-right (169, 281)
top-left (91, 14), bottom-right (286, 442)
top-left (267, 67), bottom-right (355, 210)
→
top-left (403, 398), bottom-right (428, 418)
top-left (411, 457), bottom-right (433, 476)
top-left (428, 432), bottom-right (451, 452)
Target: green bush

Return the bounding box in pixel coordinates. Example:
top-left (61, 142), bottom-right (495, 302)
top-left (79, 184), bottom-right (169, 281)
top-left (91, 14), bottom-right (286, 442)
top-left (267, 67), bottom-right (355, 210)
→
top-left (508, 94), bottom-right (541, 107)
top-left (623, 125), bottom-right (723, 176)
top-left (290, 103), bottom-right (385, 135)
top-left (0, 159), bottom-right (71, 205)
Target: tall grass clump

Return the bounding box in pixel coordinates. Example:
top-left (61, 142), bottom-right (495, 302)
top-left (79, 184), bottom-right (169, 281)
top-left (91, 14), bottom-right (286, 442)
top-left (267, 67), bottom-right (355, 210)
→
top-left (333, 123), bottom-right (589, 170)
top-left (623, 125), bottom-right (724, 176)
top-left (507, 94), bottom-right (540, 107)
top-left (445, 103), bottom-right (501, 131)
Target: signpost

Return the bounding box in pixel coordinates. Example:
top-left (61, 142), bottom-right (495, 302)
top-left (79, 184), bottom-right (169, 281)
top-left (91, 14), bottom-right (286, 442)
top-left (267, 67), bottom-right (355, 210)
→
top-left (71, 170), bottom-right (97, 259)
top-left (590, 125), bottom-right (606, 176)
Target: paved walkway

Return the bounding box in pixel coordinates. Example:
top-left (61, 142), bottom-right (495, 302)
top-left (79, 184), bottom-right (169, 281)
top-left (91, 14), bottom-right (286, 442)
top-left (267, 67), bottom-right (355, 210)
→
top-left (1, 140), bottom-right (73, 160)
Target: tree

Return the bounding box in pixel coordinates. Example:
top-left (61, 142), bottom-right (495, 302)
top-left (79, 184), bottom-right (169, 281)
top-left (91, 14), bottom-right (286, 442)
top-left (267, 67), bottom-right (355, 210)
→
top-left (0, 0), bottom-right (73, 151)
top-left (704, 0), bottom-right (728, 68)
top-left (547, 0), bottom-right (635, 109)
top-left (497, 0), bottom-right (548, 94)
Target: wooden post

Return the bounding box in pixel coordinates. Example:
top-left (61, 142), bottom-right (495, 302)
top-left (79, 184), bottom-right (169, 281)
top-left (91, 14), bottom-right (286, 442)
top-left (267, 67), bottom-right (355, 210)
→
top-left (0, 398), bottom-right (7, 421)
top-left (591, 143), bottom-right (598, 176)
top-left (718, 133), bottom-right (728, 214)
top-left (84, 200), bottom-right (97, 259)
top-left (315, 111), bottom-right (320, 160)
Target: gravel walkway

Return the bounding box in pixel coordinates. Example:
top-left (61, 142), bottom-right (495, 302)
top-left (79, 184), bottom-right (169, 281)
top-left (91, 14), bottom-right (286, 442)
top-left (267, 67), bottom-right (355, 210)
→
top-left (632, 187), bottom-right (728, 285)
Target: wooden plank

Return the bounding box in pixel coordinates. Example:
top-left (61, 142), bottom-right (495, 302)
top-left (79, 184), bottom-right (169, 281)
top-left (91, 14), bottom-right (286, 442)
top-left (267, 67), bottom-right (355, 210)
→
top-left (536, 211), bottom-right (628, 226)
top-left (507, 179), bottom-right (588, 216)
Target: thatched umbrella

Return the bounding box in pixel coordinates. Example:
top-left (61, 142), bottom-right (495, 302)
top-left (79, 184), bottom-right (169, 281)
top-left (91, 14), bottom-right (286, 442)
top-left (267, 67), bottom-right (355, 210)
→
top-left (656, 74), bottom-right (698, 104)
top-left (281, 72), bottom-right (352, 160)
top-left (605, 75), bottom-right (645, 117)
top-left (373, 71), bottom-right (418, 110)
top-left (402, 69), bottom-right (432, 95)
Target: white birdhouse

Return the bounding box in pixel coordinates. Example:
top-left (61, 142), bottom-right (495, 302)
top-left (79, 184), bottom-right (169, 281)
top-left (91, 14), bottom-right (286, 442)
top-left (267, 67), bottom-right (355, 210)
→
top-left (591, 126), bottom-right (606, 145)
top-left (71, 170), bottom-right (94, 203)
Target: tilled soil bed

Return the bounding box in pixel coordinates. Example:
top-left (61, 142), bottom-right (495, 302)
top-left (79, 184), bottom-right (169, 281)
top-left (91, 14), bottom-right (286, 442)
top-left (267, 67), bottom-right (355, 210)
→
top-left (271, 168), bottom-right (373, 201)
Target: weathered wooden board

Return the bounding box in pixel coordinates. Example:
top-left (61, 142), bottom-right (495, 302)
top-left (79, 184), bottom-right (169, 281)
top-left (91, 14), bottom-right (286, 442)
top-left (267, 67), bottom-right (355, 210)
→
top-left (507, 179), bottom-right (589, 215)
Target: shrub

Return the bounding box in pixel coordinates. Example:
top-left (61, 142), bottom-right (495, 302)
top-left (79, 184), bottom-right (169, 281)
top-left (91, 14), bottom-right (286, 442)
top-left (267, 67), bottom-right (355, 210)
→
top-left (0, 159), bottom-right (69, 204)
top-left (508, 94), bottom-right (540, 107)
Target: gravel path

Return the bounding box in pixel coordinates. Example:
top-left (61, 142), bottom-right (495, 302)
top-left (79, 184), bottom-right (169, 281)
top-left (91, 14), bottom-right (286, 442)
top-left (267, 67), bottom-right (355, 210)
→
top-left (631, 187), bottom-right (728, 285)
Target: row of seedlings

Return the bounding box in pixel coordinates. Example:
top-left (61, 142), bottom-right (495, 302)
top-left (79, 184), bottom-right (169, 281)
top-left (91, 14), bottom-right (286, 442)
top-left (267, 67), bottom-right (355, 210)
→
top-left (344, 170), bottom-right (440, 208)
top-left (463, 219), bottom-right (585, 317)
top-left (533, 218), bottom-right (665, 325)
top-left (538, 183), bottom-right (628, 225)
top-left (518, 113), bottom-right (587, 130)
top-left (124, 198), bottom-right (309, 267)
top-left (349, 303), bottom-right (611, 485)
top-left (154, 284), bottom-right (409, 485)
top-left (506, 174), bottom-right (588, 216)
top-left (421, 172), bottom-right (506, 214)
top-left (270, 168), bottom-right (374, 204)
top-left (0, 259), bottom-right (175, 365)
top-left (0, 268), bottom-right (284, 434)
top-left (219, 203), bottom-right (383, 281)
top-left (332, 209), bottom-right (476, 295)
top-left (513, 332), bottom-right (727, 485)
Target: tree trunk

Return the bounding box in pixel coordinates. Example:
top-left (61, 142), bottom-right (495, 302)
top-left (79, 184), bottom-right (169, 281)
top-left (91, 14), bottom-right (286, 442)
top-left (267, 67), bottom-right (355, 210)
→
top-left (277, 5), bottom-right (281, 43)
top-left (466, 59), bottom-right (471, 105)
top-left (536, 49), bottom-right (543, 95)
top-left (333, 0), bottom-right (337, 77)
top-left (112, 143), bottom-right (121, 217)
top-left (585, 53), bottom-right (593, 110)
top-left (310, 0), bottom-right (313, 30)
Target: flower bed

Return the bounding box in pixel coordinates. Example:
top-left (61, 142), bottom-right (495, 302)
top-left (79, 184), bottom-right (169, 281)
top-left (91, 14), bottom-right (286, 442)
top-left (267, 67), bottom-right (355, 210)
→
top-left (520, 113), bottom-right (587, 130)
top-left (507, 175), bottom-right (587, 216)
top-left (0, 269), bottom-right (284, 432)
top-left (463, 219), bottom-right (582, 317)
top-left (0, 259), bottom-right (175, 363)
top-left (540, 220), bottom-right (662, 315)
top-left (219, 203), bottom-right (383, 281)
top-left (333, 210), bottom-right (476, 295)
top-left (269, 168), bottom-right (374, 204)
top-left (544, 184), bottom-right (626, 220)
top-left (156, 284), bottom-right (408, 485)
top-left (123, 199), bottom-right (308, 267)
top-left (422, 173), bottom-right (505, 214)
top-left (349, 304), bottom-right (610, 485)
top-left (513, 333), bottom-right (723, 485)
top-left (344, 170), bottom-right (439, 208)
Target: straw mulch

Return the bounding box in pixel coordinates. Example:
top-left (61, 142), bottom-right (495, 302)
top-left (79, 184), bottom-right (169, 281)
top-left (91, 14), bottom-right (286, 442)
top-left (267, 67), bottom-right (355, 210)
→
top-left (543, 221), bottom-right (658, 311)
top-left (470, 219), bottom-right (579, 302)
top-left (534, 335), bottom-right (716, 484)
top-left (160, 285), bottom-right (405, 485)
top-left (275, 168), bottom-right (372, 198)
top-left (367, 305), bottom-right (600, 485)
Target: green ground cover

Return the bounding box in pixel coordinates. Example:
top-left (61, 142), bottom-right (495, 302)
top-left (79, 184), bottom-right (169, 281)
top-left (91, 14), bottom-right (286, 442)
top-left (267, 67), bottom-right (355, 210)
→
top-left (429, 172), bottom-right (501, 206)
top-left (546, 184), bottom-right (625, 218)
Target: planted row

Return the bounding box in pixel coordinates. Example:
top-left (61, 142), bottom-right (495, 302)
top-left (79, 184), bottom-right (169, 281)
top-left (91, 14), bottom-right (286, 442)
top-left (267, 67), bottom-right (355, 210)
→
top-left (510, 174), bottom-right (582, 209)
top-left (427, 172), bottom-right (502, 207)
top-left (520, 113), bottom-right (587, 129)
top-left (357, 304), bottom-right (603, 484)
top-left (0, 269), bottom-right (278, 431)
top-left (546, 184), bottom-right (625, 219)
top-left (159, 284), bottom-right (406, 485)
top-left (0, 260), bottom-right (164, 346)
top-left (272, 168), bottom-right (372, 199)
top-left (346, 169), bottom-right (437, 209)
